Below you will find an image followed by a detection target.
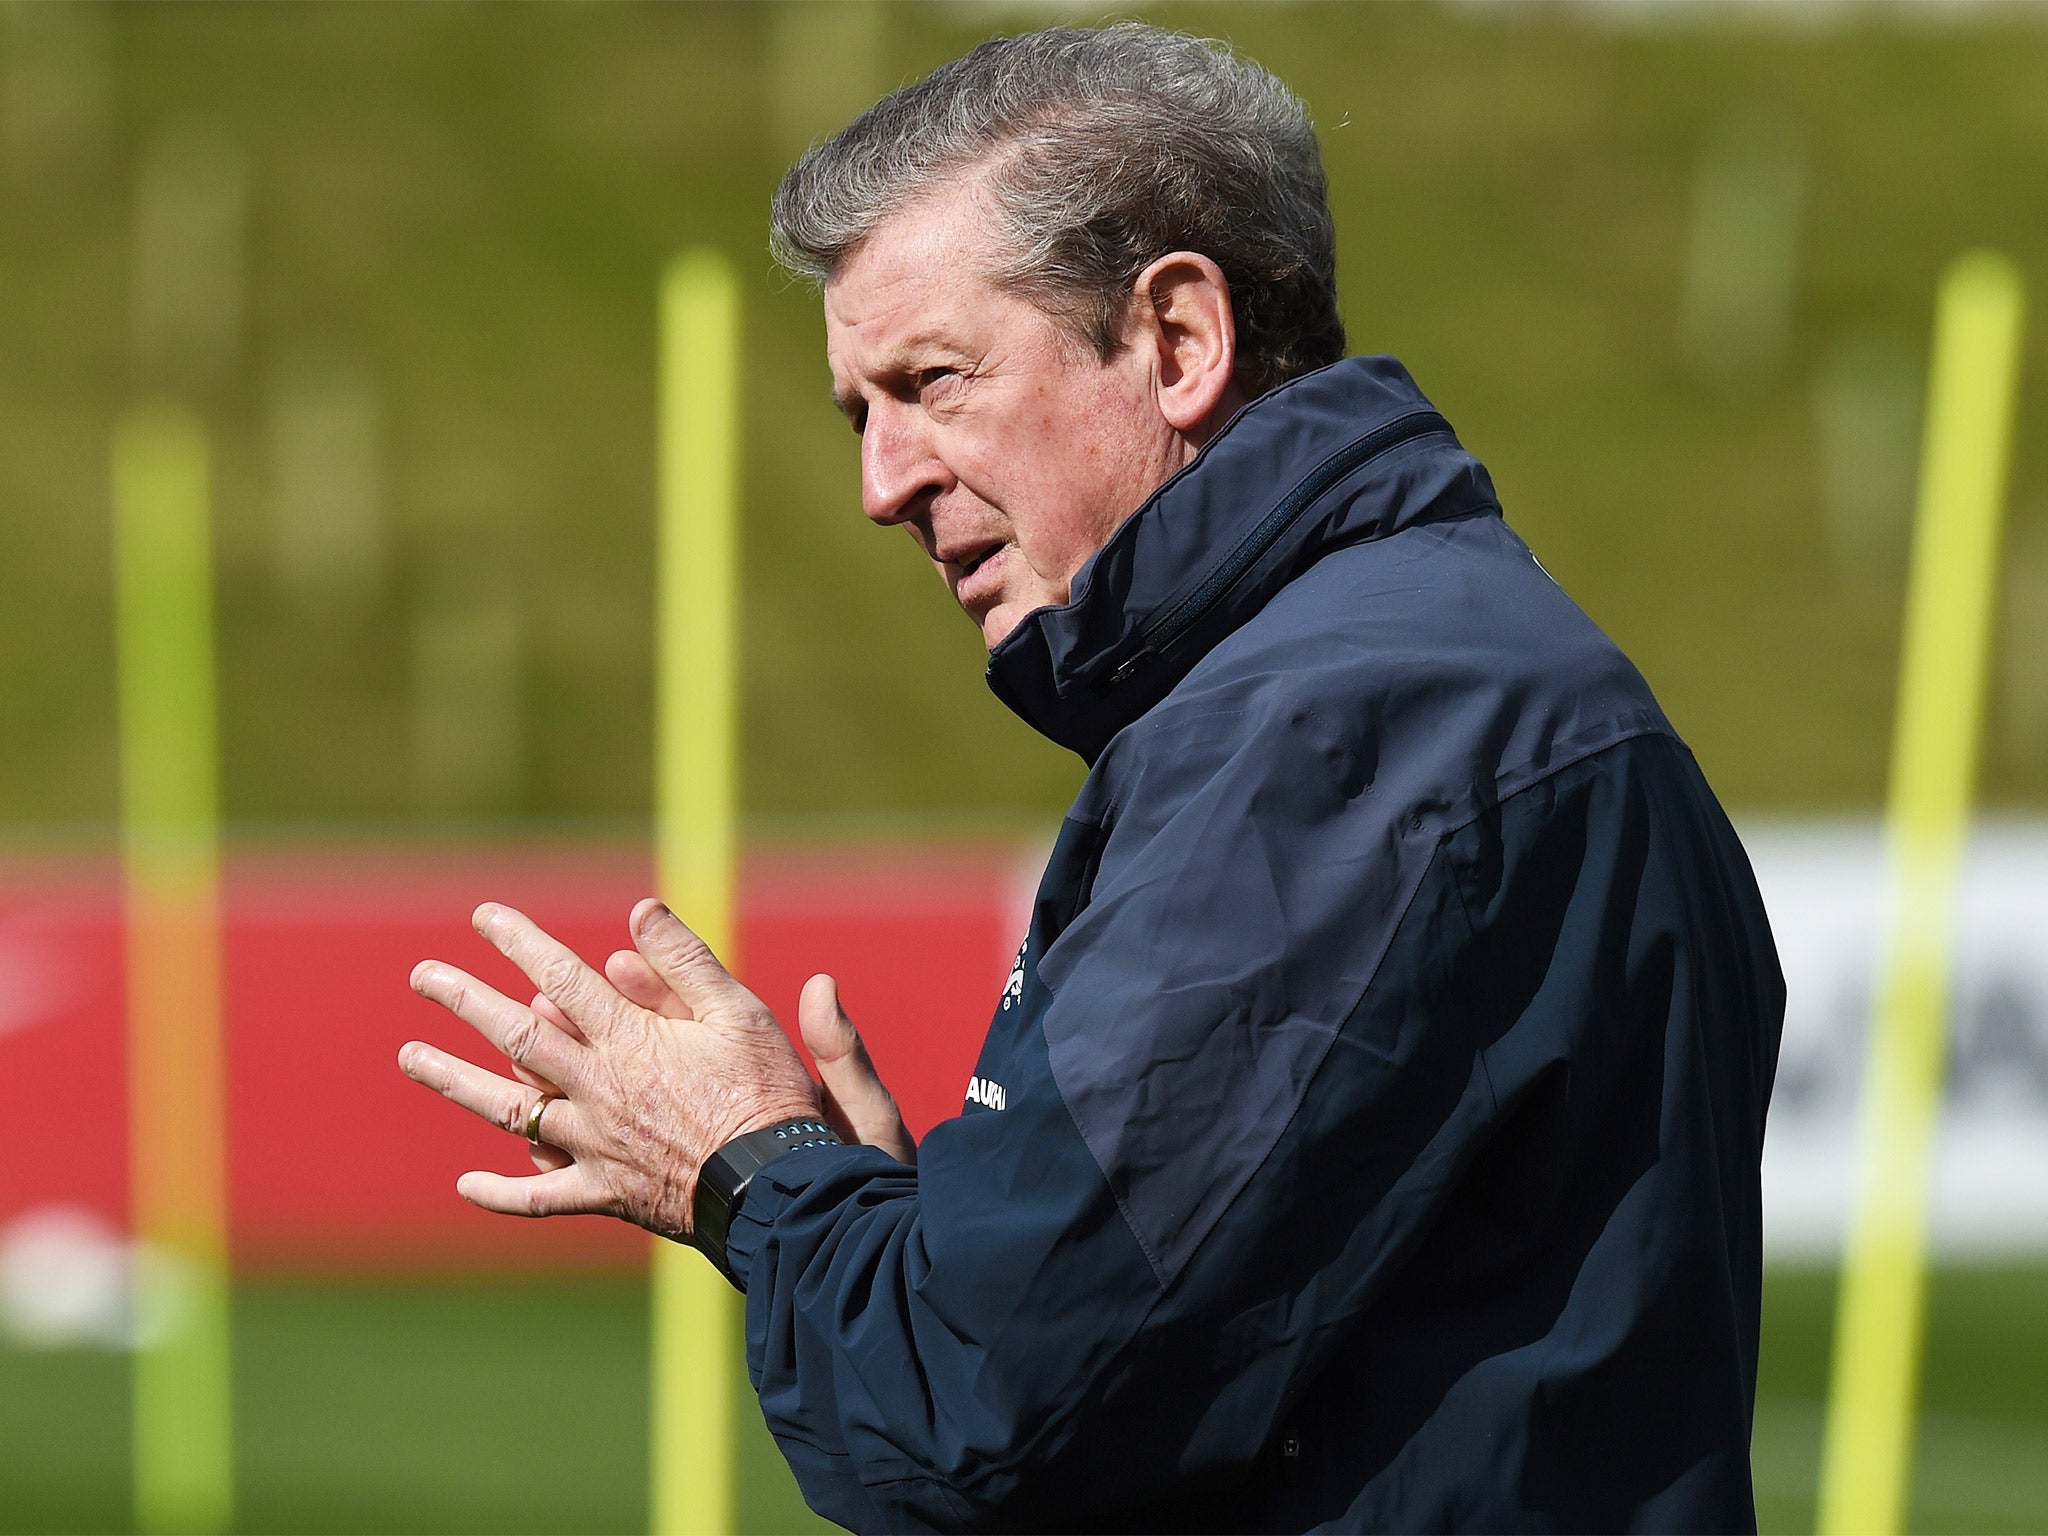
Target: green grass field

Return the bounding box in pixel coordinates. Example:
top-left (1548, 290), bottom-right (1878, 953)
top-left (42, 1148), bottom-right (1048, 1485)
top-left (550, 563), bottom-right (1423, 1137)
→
top-left (0, 1274), bottom-right (828, 1536)
top-left (1754, 1267), bottom-right (2048, 1534)
top-left (3, 1266), bottom-right (2043, 1534)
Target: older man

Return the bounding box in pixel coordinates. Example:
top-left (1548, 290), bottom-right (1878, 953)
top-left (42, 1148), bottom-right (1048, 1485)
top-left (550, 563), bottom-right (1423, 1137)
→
top-left (400, 24), bottom-right (1784, 1534)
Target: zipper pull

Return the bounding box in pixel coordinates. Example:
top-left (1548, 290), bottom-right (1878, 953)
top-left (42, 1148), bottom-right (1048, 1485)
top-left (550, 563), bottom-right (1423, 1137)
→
top-left (1109, 647), bottom-right (1152, 686)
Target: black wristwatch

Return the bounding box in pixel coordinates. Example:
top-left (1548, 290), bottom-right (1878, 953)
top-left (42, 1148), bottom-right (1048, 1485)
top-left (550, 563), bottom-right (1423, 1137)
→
top-left (693, 1116), bottom-right (843, 1287)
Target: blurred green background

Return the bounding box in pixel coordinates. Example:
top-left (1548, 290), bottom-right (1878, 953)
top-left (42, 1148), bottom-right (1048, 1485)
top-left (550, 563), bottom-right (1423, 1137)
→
top-left (5, 0), bottom-right (2047, 838)
top-left (4, 1), bottom-right (2047, 1532)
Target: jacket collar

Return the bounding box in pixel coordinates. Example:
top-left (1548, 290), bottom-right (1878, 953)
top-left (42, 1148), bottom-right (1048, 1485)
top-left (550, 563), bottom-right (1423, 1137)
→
top-left (984, 355), bottom-right (1499, 762)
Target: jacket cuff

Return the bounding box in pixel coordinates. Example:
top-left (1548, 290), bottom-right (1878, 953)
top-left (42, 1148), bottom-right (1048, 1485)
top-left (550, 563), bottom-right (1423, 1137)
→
top-left (720, 1140), bottom-right (870, 1292)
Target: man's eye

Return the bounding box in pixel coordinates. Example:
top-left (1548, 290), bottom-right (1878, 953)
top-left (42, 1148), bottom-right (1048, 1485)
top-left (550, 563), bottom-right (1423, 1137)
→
top-left (917, 368), bottom-right (960, 398)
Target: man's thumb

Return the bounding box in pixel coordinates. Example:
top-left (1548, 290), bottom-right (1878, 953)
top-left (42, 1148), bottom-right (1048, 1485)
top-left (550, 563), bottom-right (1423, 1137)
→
top-left (799, 974), bottom-right (915, 1165)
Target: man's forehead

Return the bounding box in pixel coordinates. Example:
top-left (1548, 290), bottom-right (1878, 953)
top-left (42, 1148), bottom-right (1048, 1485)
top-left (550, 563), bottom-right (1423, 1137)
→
top-left (843, 170), bottom-right (998, 281)
top-left (824, 289), bottom-right (990, 417)
top-left (824, 179), bottom-right (1004, 353)
top-left (825, 274), bottom-right (968, 353)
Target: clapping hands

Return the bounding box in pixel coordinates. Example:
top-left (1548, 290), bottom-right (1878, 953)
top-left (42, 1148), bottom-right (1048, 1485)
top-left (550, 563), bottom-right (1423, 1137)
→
top-left (398, 897), bottom-right (914, 1244)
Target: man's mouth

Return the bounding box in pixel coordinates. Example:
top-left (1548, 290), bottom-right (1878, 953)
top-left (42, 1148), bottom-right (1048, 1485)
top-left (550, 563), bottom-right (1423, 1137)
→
top-left (948, 542), bottom-right (1009, 612)
top-left (947, 541), bottom-right (1003, 581)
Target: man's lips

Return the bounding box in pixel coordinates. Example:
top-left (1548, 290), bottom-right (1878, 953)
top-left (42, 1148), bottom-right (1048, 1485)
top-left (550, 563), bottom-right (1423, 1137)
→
top-left (950, 543), bottom-right (1008, 609)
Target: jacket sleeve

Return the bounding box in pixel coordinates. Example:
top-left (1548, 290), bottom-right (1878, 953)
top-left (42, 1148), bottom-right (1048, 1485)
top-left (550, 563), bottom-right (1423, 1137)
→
top-left (723, 1056), bottom-right (1175, 1534)
top-left (723, 691), bottom-right (1496, 1533)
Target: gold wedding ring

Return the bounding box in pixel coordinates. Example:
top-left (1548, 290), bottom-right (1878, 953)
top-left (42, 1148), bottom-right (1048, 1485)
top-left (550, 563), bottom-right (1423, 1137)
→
top-left (525, 1093), bottom-right (560, 1146)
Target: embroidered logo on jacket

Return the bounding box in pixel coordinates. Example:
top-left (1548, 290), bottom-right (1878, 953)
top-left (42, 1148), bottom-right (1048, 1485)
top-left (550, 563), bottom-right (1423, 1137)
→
top-left (1001, 938), bottom-right (1027, 1011)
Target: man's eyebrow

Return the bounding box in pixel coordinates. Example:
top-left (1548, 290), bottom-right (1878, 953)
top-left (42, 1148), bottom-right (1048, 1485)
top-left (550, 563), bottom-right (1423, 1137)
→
top-left (828, 336), bottom-right (974, 425)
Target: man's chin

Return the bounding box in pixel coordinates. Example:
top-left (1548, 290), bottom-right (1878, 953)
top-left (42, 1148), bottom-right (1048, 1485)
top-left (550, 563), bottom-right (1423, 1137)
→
top-left (976, 601), bottom-right (1033, 652)
top-left (978, 610), bottom-right (1018, 651)
top-left (969, 583), bottom-right (1069, 651)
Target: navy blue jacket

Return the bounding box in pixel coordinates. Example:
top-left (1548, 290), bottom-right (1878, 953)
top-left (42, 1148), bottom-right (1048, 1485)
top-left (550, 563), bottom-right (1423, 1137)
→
top-left (726, 357), bottom-right (1785, 1534)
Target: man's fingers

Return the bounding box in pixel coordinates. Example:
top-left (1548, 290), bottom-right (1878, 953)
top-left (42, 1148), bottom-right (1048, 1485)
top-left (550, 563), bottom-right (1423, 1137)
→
top-left (630, 899), bottom-right (747, 1014)
top-left (409, 961), bottom-right (581, 1080)
top-left (798, 974), bottom-right (916, 1165)
top-left (532, 992), bottom-right (592, 1045)
top-left (397, 1040), bottom-right (583, 1150)
top-left (604, 950), bottom-right (694, 1020)
top-left (511, 1056), bottom-right (562, 1098)
top-left (508, 1059), bottom-right (576, 1167)
top-left (455, 1165), bottom-right (603, 1220)
top-left (473, 903), bottom-right (621, 1040)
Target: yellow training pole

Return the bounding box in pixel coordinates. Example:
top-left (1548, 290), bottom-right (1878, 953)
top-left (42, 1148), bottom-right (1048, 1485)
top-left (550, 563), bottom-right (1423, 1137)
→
top-left (1816, 252), bottom-right (2026, 1536)
top-left (651, 250), bottom-right (743, 1536)
top-left (113, 403), bottom-right (234, 1534)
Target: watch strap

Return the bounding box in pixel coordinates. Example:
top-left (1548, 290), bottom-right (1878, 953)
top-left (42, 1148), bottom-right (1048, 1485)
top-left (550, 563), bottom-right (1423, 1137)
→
top-left (693, 1116), bottom-right (842, 1286)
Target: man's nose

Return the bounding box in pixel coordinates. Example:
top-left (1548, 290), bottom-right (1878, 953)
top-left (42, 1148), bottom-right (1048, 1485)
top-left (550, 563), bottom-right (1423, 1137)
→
top-left (860, 405), bottom-right (949, 526)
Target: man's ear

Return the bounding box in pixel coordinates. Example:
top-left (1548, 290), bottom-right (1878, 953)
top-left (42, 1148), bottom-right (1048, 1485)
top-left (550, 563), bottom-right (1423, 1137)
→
top-left (1132, 251), bottom-right (1246, 440)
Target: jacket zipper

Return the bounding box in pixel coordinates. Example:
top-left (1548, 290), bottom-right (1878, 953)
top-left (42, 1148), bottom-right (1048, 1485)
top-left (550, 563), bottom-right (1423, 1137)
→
top-left (1108, 408), bottom-right (1452, 686)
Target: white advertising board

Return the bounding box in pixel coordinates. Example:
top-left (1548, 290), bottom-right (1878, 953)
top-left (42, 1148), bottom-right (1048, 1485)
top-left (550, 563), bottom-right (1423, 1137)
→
top-left (1748, 819), bottom-right (2048, 1261)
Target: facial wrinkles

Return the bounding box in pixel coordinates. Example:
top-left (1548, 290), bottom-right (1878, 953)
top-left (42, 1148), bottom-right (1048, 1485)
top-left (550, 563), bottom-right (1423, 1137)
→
top-left (822, 175), bottom-right (1200, 647)
top-left (844, 355), bottom-right (1002, 578)
top-left (829, 255), bottom-right (1018, 570)
top-left (842, 306), bottom-right (1151, 611)
top-left (826, 189), bottom-right (993, 413)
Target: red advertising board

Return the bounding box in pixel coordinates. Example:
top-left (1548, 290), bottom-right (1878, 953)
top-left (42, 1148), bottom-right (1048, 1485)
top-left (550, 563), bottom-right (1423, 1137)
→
top-left (0, 844), bottom-right (1028, 1270)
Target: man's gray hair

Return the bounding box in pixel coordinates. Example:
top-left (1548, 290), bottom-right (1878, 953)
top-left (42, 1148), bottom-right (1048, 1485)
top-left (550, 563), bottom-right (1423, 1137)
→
top-left (770, 23), bottom-right (1345, 397)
